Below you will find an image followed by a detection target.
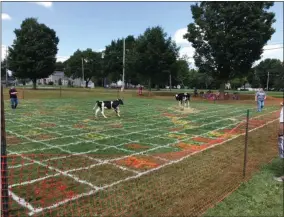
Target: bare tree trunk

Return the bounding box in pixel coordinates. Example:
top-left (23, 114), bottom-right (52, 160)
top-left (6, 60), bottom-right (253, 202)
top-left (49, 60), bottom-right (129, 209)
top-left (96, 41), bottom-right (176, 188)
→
top-left (219, 82), bottom-right (225, 100)
top-left (32, 79), bottom-right (37, 90)
top-left (85, 80), bottom-right (90, 88)
top-left (148, 79), bottom-right (152, 96)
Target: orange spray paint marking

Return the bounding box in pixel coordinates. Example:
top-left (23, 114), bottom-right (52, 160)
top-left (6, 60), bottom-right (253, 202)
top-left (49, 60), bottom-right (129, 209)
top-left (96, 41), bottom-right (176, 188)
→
top-left (117, 157), bottom-right (159, 169)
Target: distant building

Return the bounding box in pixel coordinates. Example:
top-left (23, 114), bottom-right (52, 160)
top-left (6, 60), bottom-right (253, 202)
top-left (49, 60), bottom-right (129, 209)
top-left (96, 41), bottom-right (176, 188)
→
top-left (38, 71), bottom-right (95, 88)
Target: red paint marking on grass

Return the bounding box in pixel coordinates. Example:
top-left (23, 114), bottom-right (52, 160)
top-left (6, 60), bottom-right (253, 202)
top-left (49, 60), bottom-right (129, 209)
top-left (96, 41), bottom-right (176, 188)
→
top-left (162, 113), bottom-right (176, 117)
top-left (175, 142), bottom-right (207, 151)
top-left (169, 127), bottom-right (184, 132)
top-left (193, 137), bottom-right (217, 143)
top-left (116, 156), bottom-right (159, 169)
top-left (34, 179), bottom-right (76, 206)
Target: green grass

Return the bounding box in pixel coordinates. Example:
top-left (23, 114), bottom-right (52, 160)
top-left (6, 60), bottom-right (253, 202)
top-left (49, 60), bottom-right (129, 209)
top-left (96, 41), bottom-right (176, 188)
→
top-left (203, 157), bottom-right (283, 217)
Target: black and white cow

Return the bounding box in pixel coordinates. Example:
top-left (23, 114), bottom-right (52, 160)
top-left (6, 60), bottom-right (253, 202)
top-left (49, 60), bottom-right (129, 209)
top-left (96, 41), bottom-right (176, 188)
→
top-left (175, 93), bottom-right (190, 108)
top-left (93, 99), bottom-right (124, 118)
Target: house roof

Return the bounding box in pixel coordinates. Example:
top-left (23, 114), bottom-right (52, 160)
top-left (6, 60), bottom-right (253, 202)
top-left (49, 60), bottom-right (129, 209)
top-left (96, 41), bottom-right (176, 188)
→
top-left (53, 71), bottom-right (65, 76)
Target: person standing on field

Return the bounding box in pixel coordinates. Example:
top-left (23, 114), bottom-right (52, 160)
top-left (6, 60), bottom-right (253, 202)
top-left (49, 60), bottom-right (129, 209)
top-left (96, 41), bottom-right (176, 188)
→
top-left (9, 86), bottom-right (18, 109)
top-left (274, 102), bottom-right (284, 182)
top-left (255, 88), bottom-right (266, 112)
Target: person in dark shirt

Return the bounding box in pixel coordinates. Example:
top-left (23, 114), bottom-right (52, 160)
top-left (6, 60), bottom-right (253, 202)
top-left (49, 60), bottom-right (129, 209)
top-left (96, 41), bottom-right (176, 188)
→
top-left (9, 86), bottom-right (18, 109)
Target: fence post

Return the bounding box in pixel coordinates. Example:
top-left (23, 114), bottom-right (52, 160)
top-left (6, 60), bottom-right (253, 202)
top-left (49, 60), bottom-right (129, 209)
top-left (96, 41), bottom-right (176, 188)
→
top-left (60, 86), bottom-right (62, 98)
top-left (243, 109), bottom-right (250, 178)
top-left (1, 86), bottom-right (9, 217)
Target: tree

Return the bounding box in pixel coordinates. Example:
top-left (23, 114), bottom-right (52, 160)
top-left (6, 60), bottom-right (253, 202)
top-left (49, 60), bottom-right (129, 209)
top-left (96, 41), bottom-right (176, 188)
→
top-left (184, 2), bottom-right (275, 98)
top-left (1, 59), bottom-right (7, 80)
top-left (135, 26), bottom-right (179, 90)
top-left (103, 35), bottom-right (138, 84)
top-left (65, 49), bottom-right (102, 88)
top-left (55, 61), bottom-right (65, 71)
top-left (175, 59), bottom-right (190, 87)
top-left (7, 18), bottom-right (59, 89)
top-left (250, 58), bottom-right (283, 89)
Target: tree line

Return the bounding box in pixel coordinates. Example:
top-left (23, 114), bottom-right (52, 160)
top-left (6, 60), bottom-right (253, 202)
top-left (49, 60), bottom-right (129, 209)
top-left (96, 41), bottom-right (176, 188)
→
top-left (3, 2), bottom-right (283, 94)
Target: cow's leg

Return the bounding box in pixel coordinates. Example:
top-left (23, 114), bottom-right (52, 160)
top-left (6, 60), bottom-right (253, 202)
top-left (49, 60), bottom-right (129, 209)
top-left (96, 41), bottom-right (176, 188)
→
top-left (116, 107), bottom-right (121, 117)
top-left (95, 108), bottom-right (100, 118)
top-left (101, 106), bottom-right (107, 118)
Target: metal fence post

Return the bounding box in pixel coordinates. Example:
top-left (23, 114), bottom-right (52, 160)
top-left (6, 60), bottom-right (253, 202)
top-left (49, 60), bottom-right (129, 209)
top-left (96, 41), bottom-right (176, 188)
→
top-left (1, 86), bottom-right (9, 217)
top-left (60, 86), bottom-right (62, 98)
top-left (243, 109), bottom-right (250, 178)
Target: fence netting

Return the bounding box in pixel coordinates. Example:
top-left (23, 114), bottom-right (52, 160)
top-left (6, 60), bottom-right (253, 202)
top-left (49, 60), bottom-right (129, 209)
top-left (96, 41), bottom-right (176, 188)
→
top-left (1, 109), bottom-right (280, 217)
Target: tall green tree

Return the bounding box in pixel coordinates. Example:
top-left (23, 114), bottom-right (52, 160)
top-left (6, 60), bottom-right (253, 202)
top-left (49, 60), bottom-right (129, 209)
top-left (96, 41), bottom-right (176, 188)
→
top-left (103, 35), bottom-right (138, 84)
top-left (249, 58), bottom-right (283, 89)
top-left (184, 2), bottom-right (275, 97)
top-left (65, 49), bottom-right (102, 87)
top-left (175, 59), bottom-right (190, 87)
top-left (7, 18), bottom-right (59, 89)
top-left (1, 59), bottom-right (7, 80)
top-left (55, 61), bottom-right (65, 71)
top-left (135, 26), bottom-right (179, 90)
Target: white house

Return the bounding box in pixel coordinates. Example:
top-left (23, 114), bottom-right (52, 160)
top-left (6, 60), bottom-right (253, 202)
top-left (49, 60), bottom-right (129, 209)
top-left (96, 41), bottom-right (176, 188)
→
top-left (38, 71), bottom-right (95, 88)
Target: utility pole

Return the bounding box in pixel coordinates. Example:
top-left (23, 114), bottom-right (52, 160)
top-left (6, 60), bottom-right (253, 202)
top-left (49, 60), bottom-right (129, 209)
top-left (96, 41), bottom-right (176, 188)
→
top-left (81, 58), bottom-right (84, 87)
top-left (266, 71), bottom-right (270, 91)
top-left (122, 38), bottom-right (125, 91)
top-left (169, 73), bottom-right (172, 91)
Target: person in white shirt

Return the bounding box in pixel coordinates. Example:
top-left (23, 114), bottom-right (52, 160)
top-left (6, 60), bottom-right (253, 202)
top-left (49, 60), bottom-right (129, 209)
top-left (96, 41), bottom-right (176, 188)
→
top-left (274, 102), bottom-right (284, 182)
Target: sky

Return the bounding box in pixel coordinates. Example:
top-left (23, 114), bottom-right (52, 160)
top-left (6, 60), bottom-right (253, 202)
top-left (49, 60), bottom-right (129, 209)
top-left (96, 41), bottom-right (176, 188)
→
top-left (1, 1), bottom-right (283, 66)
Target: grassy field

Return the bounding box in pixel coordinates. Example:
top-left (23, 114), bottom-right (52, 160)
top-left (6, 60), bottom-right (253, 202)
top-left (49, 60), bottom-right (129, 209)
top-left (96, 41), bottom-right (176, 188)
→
top-left (3, 89), bottom-right (282, 216)
top-left (203, 157), bottom-right (283, 217)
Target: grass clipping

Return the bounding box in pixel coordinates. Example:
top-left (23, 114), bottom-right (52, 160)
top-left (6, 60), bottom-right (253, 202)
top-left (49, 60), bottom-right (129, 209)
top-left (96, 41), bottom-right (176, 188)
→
top-left (168, 105), bottom-right (199, 114)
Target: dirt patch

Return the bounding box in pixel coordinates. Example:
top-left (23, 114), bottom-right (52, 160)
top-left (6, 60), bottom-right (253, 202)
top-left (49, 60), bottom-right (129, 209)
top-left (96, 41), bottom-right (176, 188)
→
top-left (6, 136), bottom-right (22, 145)
top-left (153, 150), bottom-right (193, 160)
top-left (169, 127), bottom-right (184, 132)
top-left (23, 113), bottom-right (33, 117)
top-left (110, 124), bottom-right (123, 128)
top-left (33, 134), bottom-right (55, 141)
top-left (168, 106), bottom-right (200, 114)
top-left (124, 144), bottom-right (150, 150)
top-left (40, 123), bottom-right (56, 128)
top-left (39, 111), bottom-right (50, 115)
top-left (73, 123), bottom-right (87, 129)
